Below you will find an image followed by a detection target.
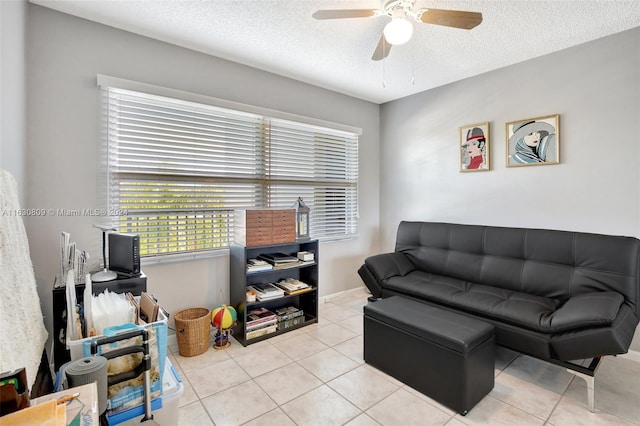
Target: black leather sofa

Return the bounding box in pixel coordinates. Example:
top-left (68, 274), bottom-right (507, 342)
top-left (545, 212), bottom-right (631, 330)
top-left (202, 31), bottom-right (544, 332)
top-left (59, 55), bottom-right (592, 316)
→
top-left (359, 222), bottom-right (640, 409)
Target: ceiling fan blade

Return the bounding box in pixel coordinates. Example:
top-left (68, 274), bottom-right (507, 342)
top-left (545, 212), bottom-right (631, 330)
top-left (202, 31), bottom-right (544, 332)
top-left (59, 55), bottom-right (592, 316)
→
top-left (312, 9), bottom-right (377, 20)
top-left (372, 34), bottom-right (392, 61)
top-left (419, 8), bottom-right (483, 30)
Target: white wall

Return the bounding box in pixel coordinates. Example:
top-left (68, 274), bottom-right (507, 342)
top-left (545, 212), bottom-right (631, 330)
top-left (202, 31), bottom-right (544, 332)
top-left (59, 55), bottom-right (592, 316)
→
top-left (1, 0), bottom-right (27, 205)
top-left (380, 27), bottom-right (640, 350)
top-left (26, 5), bottom-right (380, 343)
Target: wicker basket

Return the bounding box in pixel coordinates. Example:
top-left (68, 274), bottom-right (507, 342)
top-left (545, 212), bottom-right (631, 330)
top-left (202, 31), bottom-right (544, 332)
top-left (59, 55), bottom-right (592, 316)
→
top-left (175, 307), bottom-right (211, 357)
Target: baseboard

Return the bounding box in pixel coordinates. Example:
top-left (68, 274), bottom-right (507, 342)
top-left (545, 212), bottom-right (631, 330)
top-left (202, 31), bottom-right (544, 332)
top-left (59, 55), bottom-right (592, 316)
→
top-left (619, 349), bottom-right (640, 363)
top-left (320, 286), bottom-right (368, 304)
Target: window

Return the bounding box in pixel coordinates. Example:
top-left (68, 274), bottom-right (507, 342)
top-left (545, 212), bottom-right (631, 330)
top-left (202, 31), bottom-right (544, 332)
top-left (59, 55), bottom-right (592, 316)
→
top-left (101, 81), bottom-right (359, 260)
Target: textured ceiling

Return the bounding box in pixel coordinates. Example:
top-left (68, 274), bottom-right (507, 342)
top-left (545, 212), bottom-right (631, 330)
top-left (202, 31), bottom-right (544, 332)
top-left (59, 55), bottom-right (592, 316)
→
top-left (31, 0), bottom-right (640, 104)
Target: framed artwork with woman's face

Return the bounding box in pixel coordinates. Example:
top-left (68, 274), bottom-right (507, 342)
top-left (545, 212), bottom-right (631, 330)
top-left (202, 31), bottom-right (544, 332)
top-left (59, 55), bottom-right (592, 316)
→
top-left (506, 114), bottom-right (560, 167)
top-left (459, 122), bottom-right (490, 172)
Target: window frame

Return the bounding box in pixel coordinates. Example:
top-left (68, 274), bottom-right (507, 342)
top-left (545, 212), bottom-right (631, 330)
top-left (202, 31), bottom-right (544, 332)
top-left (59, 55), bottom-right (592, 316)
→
top-left (98, 75), bottom-right (361, 263)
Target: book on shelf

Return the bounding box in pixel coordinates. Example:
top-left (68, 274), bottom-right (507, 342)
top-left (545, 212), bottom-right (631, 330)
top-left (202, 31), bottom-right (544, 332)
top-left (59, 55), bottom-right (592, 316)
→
top-left (297, 251), bottom-right (315, 262)
top-left (246, 324), bottom-right (277, 340)
top-left (283, 287), bottom-right (313, 295)
top-left (246, 258), bottom-right (273, 273)
top-left (277, 278), bottom-right (310, 291)
top-left (246, 314), bottom-right (277, 329)
top-left (247, 306), bottom-right (277, 318)
top-left (277, 315), bottom-right (305, 331)
top-left (250, 283), bottom-right (285, 300)
top-left (275, 306), bottom-right (304, 322)
top-left (275, 278), bottom-right (312, 295)
top-left (247, 264), bottom-right (273, 273)
top-left (246, 317), bottom-right (278, 332)
top-left (274, 284), bottom-right (312, 295)
top-left (254, 293), bottom-right (282, 301)
top-left (246, 307), bottom-right (277, 326)
top-left (257, 252), bottom-right (299, 265)
top-left (272, 261), bottom-right (305, 271)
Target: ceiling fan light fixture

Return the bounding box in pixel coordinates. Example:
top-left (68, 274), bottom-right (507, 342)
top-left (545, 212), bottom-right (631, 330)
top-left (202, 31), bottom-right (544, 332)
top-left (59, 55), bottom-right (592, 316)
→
top-left (383, 16), bottom-right (413, 45)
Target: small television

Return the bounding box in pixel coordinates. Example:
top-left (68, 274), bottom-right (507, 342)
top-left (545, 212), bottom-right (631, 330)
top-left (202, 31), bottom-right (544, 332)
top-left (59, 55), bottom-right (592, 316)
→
top-left (108, 233), bottom-right (140, 275)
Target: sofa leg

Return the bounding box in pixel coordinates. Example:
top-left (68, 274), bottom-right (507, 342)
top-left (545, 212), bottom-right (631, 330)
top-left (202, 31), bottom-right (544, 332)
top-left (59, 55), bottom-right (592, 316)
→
top-left (557, 356), bottom-right (602, 413)
top-left (568, 368), bottom-right (596, 412)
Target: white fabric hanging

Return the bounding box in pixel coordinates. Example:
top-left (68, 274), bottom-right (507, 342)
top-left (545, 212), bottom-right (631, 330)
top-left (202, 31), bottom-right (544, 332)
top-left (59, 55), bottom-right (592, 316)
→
top-left (0, 170), bottom-right (48, 388)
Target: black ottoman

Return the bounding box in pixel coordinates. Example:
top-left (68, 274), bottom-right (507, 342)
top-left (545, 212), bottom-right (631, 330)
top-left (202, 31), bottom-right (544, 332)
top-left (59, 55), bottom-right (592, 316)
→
top-left (364, 296), bottom-right (495, 415)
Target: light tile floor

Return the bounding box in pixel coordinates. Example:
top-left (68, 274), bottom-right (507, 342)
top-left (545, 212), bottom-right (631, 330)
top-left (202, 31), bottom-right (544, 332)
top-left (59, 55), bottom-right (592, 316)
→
top-left (168, 288), bottom-right (640, 426)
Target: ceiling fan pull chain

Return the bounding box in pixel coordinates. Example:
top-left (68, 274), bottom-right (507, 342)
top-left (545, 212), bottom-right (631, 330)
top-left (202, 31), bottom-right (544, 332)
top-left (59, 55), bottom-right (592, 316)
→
top-left (411, 39), bottom-right (416, 85)
top-left (382, 41), bottom-right (387, 88)
top-left (382, 61), bottom-right (386, 89)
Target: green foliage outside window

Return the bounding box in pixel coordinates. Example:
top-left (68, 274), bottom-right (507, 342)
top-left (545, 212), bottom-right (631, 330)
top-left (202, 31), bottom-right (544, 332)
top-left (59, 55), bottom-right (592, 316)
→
top-left (117, 181), bottom-right (230, 256)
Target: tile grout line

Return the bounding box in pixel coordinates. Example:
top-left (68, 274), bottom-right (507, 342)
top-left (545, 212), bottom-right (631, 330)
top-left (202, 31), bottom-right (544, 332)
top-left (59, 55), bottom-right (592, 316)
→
top-left (176, 295), bottom-right (640, 425)
top-left (259, 309), bottom-right (372, 425)
top-left (220, 312), bottom-right (362, 425)
top-left (168, 346), bottom-right (220, 426)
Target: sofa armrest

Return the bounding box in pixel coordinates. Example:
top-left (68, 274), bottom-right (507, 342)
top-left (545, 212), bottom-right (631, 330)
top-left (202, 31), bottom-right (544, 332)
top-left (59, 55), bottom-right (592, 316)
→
top-left (365, 252), bottom-right (415, 282)
top-left (358, 252), bottom-right (415, 298)
top-left (550, 292), bottom-right (624, 333)
top-left (358, 264), bottom-right (382, 298)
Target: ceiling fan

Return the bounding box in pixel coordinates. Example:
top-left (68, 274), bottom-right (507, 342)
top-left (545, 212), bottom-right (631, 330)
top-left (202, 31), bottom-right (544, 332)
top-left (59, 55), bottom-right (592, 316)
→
top-left (312, 0), bottom-right (482, 61)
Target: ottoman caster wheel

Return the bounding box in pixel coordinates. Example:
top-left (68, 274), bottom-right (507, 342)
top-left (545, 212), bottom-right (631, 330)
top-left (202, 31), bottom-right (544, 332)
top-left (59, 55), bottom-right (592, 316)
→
top-left (461, 410), bottom-right (468, 416)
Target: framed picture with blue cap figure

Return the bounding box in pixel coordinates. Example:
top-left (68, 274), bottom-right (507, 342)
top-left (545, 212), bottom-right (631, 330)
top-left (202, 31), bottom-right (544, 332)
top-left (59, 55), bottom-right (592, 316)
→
top-left (506, 114), bottom-right (559, 167)
top-left (459, 122), bottom-right (490, 172)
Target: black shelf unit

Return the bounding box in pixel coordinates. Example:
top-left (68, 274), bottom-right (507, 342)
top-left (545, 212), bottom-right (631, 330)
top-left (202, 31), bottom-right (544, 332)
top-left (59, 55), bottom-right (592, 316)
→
top-left (230, 240), bottom-right (319, 346)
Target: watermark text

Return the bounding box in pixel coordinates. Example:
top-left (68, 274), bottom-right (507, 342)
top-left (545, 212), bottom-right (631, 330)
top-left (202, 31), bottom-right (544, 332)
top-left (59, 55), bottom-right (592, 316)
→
top-left (1, 208), bottom-right (128, 217)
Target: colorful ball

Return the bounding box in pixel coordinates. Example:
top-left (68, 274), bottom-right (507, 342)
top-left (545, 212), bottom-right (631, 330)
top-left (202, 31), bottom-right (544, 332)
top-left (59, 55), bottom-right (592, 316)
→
top-left (211, 305), bottom-right (237, 330)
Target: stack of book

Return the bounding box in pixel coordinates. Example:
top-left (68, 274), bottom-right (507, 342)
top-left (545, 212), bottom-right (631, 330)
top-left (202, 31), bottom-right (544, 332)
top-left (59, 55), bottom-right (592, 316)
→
top-left (246, 307), bottom-right (278, 340)
top-left (276, 278), bottom-right (312, 295)
top-left (246, 258), bottom-right (273, 273)
top-left (249, 283), bottom-right (285, 301)
top-left (296, 251), bottom-right (315, 262)
top-left (258, 252), bottom-right (300, 265)
top-left (275, 306), bottom-right (305, 331)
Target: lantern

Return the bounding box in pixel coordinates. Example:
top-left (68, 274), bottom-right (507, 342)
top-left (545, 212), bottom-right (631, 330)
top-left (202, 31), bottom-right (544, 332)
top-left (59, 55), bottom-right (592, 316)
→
top-left (211, 304), bottom-right (237, 349)
top-left (293, 197), bottom-right (310, 240)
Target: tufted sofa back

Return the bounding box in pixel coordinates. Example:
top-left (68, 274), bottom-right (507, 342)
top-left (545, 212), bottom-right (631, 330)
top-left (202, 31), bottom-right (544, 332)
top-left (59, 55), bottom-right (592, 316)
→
top-left (395, 222), bottom-right (640, 317)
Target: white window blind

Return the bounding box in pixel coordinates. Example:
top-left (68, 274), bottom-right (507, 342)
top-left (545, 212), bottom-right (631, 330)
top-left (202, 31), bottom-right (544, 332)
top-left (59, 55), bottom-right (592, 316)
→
top-left (267, 118), bottom-right (359, 238)
top-left (103, 85), bottom-right (359, 259)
